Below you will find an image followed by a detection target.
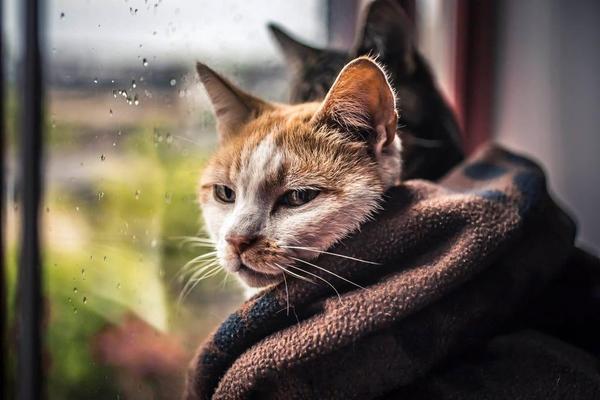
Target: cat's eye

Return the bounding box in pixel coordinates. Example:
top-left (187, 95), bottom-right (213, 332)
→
top-left (214, 185), bottom-right (236, 203)
top-left (279, 189), bottom-right (320, 207)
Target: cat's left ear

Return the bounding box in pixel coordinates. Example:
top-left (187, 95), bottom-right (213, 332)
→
top-left (351, 0), bottom-right (416, 75)
top-left (196, 62), bottom-right (273, 142)
top-left (267, 23), bottom-right (322, 72)
top-left (312, 57), bottom-right (398, 154)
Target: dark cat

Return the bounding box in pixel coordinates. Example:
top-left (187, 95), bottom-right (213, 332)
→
top-left (269, 0), bottom-right (464, 181)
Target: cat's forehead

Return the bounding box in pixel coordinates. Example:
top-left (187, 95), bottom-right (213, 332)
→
top-left (203, 103), bottom-right (370, 192)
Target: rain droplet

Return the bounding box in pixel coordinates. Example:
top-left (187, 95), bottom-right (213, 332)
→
top-left (73, 307), bottom-right (78, 314)
top-left (109, 109), bottom-right (113, 116)
top-left (142, 58), bottom-right (149, 67)
top-left (151, 239), bottom-right (158, 248)
top-left (60, 12), bottom-right (65, 19)
top-left (165, 133), bottom-right (173, 144)
top-left (131, 79), bottom-right (137, 88)
top-left (75, 206), bottom-right (80, 212)
top-left (93, 77), bottom-right (99, 84)
top-left (67, 297), bottom-right (72, 303)
top-left (103, 256), bottom-right (107, 261)
top-left (100, 154), bottom-right (106, 161)
top-left (83, 296), bottom-right (87, 304)
top-left (73, 287), bottom-right (78, 294)
top-left (116, 283), bottom-right (121, 289)
top-left (97, 191), bottom-right (105, 200)
top-left (169, 78), bottom-right (177, 86)
top-left (135, 189), bottom-right (141, 200)
top-left (133, 95), bottom-right (140, 106)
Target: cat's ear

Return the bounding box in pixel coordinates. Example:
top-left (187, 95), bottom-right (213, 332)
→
top-left (268, 23), bottom-right (322, 71)
top-left (313, 57), bottom-right (398, 152)
top-left (352, 0), bottom-right (415, 75)
top-left (196, 62), bottom-right (272, 142)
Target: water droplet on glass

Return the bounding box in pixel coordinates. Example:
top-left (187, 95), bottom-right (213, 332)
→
top-left (135, 189), bottom-right (141, 200)
top-left (73, 307), bottom-right (78, 314)
top-left (83, 296), bottom-right (87, 304)
top-left (169, 78), bottom-right (177, 86)
top-left (97, 191), bottom-right (105, 200)
top-left (60, 12), bottom-right (65, 19)
top-left (68, 297), bottom-right (72, 303)
top-left (109, 109), bottom-right (113, 116)
top-left (93, 77), bottom-right (99, 84)
top-left (164, 192), bottom-right (172, 204)
top-left (165, 133), bottom-right (173, 144)
top-left (75, 206), bottom-right (80, 212)
top-left (100, 154), bottom-right (106, 161)
top-left (116, 283), bottom-right (121, 289)
top-left (151, 239), bottom-right (158, 248)
top-left (131, 79), bottom-right (137, 88)
top-left (73, 287), bottom-right (78, 294)
top-left (112, 141), bottom-right (117, 147)
top-left (46, 207), bottom-right (50, 213)
top-left (133, 95), bottom-right (140, 106)
top-left (142, 58), bottom-right (149, 67)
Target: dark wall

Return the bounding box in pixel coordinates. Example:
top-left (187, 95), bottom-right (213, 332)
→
top-left (494, 0), bottom-right (600, 253)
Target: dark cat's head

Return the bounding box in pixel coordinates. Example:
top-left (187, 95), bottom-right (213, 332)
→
top-left (269, 0), bottom-right (464, 180)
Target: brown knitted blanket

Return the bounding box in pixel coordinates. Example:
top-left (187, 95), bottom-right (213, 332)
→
top-left (185, 144), bottom-right (600, 400)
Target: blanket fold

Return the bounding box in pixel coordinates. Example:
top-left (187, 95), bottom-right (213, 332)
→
top-left (185, 144), bottom-right (600, 400)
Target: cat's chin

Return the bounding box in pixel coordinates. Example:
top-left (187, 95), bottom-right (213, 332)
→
top-left (236, 263), bottom-right (283, 288)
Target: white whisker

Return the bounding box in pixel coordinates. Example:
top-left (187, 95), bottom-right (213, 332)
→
top-left (273, 263), bottom-right (315, 284)
top-left (285, 264), bottom-right (342, 301)
top-left (178, 263), bottom-right (223, 304)
top-left (179, 252), bottom-right (218, 277)
top-left (187, 260), bottom-right (220, 281)
top-left (290, 256), bottom-right (367, 290)
top-left (282, 245), bottom-right (380, 265)
top-left (281, 269), bottom-right (290, 316)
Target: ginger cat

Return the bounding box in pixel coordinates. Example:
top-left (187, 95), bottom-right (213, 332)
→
top-left (196, 57), bottom-right (400, 288)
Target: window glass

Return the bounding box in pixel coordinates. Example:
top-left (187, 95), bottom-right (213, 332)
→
top-left (4, 1), bottom-right (327, 398)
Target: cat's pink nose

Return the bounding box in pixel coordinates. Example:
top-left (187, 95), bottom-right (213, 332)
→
top-left (226, 234), bottom-right (259, 254)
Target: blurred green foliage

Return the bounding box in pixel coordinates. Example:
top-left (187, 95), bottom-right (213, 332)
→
top-left (5, 97), bottom-right (244, 399)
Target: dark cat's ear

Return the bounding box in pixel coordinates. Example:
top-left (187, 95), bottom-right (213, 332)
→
top-left (268, 23), bottom-right (322, 71)
top-left (352, 0), bottom-right (415, 74)
top-left (313, 57), bottom-right (398, 153)
top-left (196, 62), bottom-right (273, 142)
